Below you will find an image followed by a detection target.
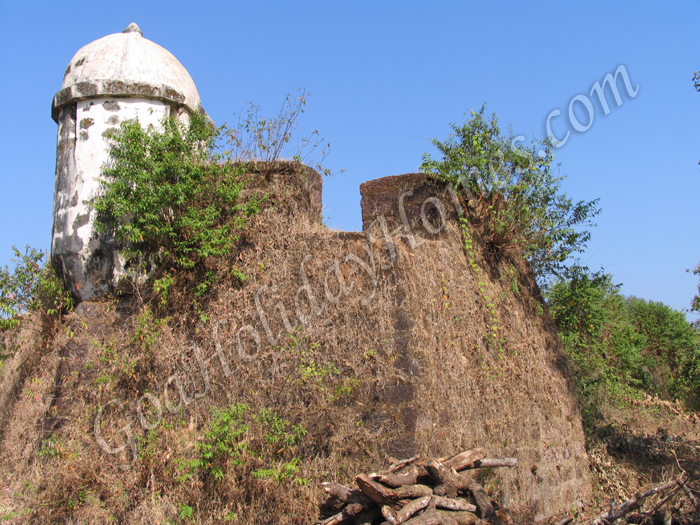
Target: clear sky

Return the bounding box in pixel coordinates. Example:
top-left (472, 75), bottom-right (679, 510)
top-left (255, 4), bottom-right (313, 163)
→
top-left (0, 0), bottom-right (698, 322)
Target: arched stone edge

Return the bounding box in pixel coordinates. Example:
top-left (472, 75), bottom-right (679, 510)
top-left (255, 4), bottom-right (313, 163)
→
top-left (51, 79), bottom-right (211, 126)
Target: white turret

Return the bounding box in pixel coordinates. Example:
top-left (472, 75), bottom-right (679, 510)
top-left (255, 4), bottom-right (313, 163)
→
top-left (51, 23), bottom-right (209, 301)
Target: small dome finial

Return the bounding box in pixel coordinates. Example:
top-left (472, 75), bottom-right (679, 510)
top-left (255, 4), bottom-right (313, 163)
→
top-left (123, 23), bottom-right (143, 36)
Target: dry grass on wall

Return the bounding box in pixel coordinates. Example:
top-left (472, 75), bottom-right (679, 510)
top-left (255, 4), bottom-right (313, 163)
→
top-left (0, 166), bottom-right (591, 524)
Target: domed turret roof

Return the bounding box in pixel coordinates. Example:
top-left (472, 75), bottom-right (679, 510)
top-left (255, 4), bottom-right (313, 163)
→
top-left (52, 23), bottom-right (204, 122)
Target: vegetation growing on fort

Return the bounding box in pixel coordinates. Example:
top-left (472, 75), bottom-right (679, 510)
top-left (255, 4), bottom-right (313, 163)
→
top-left (93, 112), bottom-right (263, 276)
top-left (421, 105), bottom-right (601, 283)
top-left (423, 105), bottom-right (700, 416)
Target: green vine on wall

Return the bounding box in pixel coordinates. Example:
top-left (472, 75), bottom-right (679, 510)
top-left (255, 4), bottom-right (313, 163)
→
top-left (459, 218), bottom-right (509, 364)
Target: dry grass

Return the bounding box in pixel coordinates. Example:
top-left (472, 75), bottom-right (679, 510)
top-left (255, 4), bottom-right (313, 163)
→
top-left (0, 164), bottom-right (592, 524)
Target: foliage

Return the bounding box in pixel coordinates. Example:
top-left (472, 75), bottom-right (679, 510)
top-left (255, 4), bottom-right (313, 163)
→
top-left (178, 504), bottom-right (194, 521)
top-left (184, 403), bottom-right (307, 484)
top-left (547, 269), bottom-right (700, 420)
top-left (0, 245), bottom-right (74, 332)
top-left (92, 112), bottom-right (263, 274)
top-left (627, 297), bottom-right (700, 399)
top-left (132, 308), bottom-right (168, 354)
top-left (190, 403), bottom-right (250, 481)
top-left (421, 105), bottom-right (600, 283)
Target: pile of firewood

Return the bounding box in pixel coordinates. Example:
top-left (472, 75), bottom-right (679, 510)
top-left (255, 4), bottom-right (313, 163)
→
top-left (316, 447), bottom-right (699, 524)
top-left (316, 448), bottom-right (517, 525)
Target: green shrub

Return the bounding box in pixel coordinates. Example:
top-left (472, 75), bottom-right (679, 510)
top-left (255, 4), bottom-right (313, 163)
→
top-left (184, 403), bottom-right (307, 484)
top-left (421, 105), bottom-right (600, 283)
top-left (627, 297), bottom-right (700, 400)
top-left (547, 270), bottom-right (700, 418)
top-left (0, 245), bottom-right (74, 333)
top-left (92, 112), bottom-right (263, 274)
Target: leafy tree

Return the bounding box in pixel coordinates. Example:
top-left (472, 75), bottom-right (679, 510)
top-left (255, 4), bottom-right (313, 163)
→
top-left (547, 270), bottom-right (700, 417)
top-left (627, 297), bottom-right (700, 399)
top-left (421, 105), bottom-right (600, 284)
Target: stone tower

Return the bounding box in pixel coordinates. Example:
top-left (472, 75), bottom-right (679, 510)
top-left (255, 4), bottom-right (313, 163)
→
top-left (50, 23), bottom-right (210, 302)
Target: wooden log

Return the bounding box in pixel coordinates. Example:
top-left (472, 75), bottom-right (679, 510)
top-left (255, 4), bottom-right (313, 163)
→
top-left (322, 483), bottom-right (372, 505)
top-left (356, 473), bottom-right (400, 507)
top-left (465, 458), bottom-right (517, 470)
top-left (322, 482), bottom-right (355, 502)
top-left (394, 484), bottom-right (434, 499)
top-left (432, 497), bottom-right (477, 513)
top-left (316, 512), bottom-right (348, 525)
top-left (424, 460), bottom-right (469, 499)
top-left (387, 454), bottom-right (421, 473)
top-left (438, 513), bottom-right (460, 525)
top-left (403, 509), bottom-right (452, 525)
top-left (440, 449), bottom-right (485, 472)
top-left (382, 505), bottom-right (399, 525)
top-left (436, 510), bottom-right (482, 525)
top-left (393, 495), bottom-right (476, 524)
top-left (396, 496), bottom-right (432, 524)
top-left (321, 482), bottom-right (372, 516)
top-left (318, 501), bottom-right (371, 524)
top-left (371, 471), bottom-right (421, 487)
top-left (318, 483), bottom-right (373, 525)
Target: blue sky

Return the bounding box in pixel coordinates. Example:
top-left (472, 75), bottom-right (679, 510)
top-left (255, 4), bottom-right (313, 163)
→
top-left (0, 0), bottom-right (698, 321)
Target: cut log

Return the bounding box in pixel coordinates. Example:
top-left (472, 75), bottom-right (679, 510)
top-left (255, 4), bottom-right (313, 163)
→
top-left (320, 482), bottom-right (372, 517)
top-left (317, 503), bottom-right (364, 525)
top-left (322, 482), bottom-right (371, 505)
top-left (464, 480), bottom-right (493, 522)
top-left (436, 510), bottom-right (482, 525)
top-left (322, 482), bottom-right (355, 502)
top-left (424, 460), bottom-right (470, 499)
top-left (387, 454), bottom-right (422, 473)
top-left (432, 497), bottom-right (477, 513)
top-left (465, 458), bottom-right (517, 470)
top-left (318, 450), bottom-right (518, 525)
top-left (403, 509), bottom-right (454, 525)
top-left (356, 473), bottom-right (400, 507)
top-left (371, 471), bottom-right (421, 487)
top-left (382, 505), bottom-right (399, 525)
top-left (394, 484), bottom-right (434, 499)
top-left (396, 496), bottom-right (432, 523)
top-left (440, 449), bottom-right (485, 472)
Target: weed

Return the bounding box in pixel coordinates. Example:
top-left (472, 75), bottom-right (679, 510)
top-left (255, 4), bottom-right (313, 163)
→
top-left (38, 435), bottom-right (62, 459)
top-left (133, 308), bottom-right (168, 354)
top-left (253, 457), bottom-right (309, 485)
top-left (178, 504), bottom-right (193, 521)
